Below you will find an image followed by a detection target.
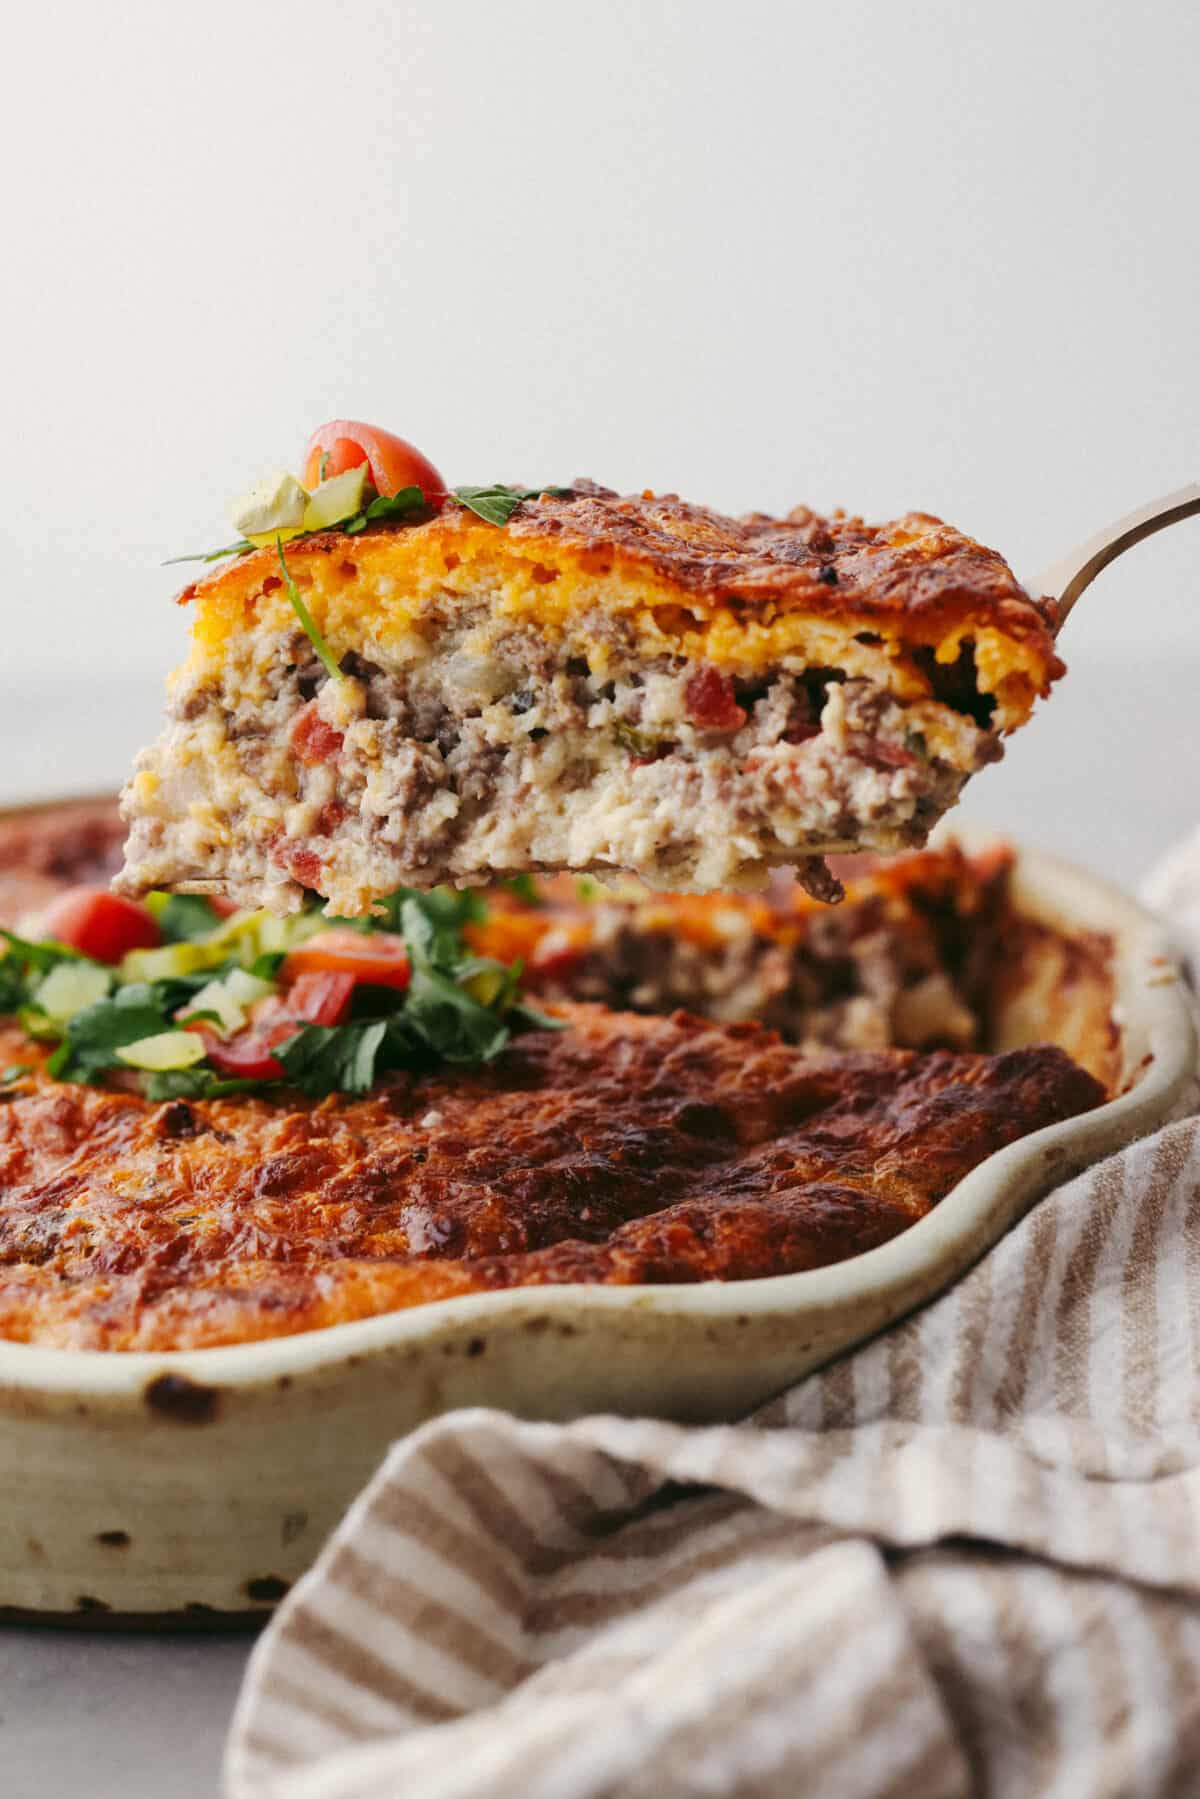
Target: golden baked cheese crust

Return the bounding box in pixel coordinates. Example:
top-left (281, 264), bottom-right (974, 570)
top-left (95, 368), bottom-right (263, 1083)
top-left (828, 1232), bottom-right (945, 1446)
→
top-left (181, 483), bottom-right (1061, 731)
top-left (0, 1004), bottom-right (1102, 1351)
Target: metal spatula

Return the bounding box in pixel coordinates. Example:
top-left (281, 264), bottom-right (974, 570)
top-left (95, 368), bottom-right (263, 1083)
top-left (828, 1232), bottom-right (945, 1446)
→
top-left (1033, 483), bottom-right (1200, 632)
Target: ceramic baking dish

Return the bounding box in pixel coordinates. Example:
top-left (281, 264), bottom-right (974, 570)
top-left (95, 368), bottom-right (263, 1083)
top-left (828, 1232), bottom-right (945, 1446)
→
top-left (0, 833), bottom-right (1193, 1620)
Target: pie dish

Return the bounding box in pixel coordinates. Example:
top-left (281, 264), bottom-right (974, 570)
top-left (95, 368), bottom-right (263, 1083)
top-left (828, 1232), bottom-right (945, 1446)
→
top-left (0, 806), bottom-right (1191, 1616)
top-left (119, 466), bottom-right (1062, 911)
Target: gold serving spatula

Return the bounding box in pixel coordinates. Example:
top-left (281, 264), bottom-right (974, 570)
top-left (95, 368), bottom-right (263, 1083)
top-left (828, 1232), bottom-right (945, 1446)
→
top-left (1033, 483), bottom-right (1200, 632)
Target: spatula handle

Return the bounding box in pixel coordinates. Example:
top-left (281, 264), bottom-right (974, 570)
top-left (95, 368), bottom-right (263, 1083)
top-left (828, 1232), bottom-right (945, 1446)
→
top-left (1034, 482), bottom-right (1200, 632)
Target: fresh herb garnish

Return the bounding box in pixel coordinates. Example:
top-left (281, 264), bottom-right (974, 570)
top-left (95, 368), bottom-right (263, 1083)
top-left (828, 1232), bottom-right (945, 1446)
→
top-left (383, 887), bottom-right (487, 955)
top-left (503, 874), bottom-right (542, 905)
top-left (163, 540), bottom-right (257, 567)
top-left (276, 537), bottom-right (343, 681)
top-left (142, 1069), bottom-right (266, 1102)
top-left (451, 485), bottom-right (572, 526)
top-left (0, 931), bottom-right (83, 1013)
top-left (1, 879), bottom-right (559, 1106)
top-left (343, 486), bottom-right (430, 535)
top-left (154, 894), bottom-right (226, 943)
top-left (0, 1063), bottom-right (31, 1085)
top-left (47, 984), bottom-right (175, 1083)
top-left (273, 1019), bottom-right (390, 1098)
top-left (167, 487), bottom-right (434, 565)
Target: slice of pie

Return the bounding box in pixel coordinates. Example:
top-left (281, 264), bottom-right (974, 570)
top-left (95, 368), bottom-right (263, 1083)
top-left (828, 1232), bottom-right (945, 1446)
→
top-left (119, 447), bottom-right (1062, 914)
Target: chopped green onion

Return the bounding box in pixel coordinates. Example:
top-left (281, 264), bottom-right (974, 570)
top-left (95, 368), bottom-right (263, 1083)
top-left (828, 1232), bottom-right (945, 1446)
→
top-left (163, 540), bottom-right (256, 566)
top-left (277, 537), bottom-right (343, 681)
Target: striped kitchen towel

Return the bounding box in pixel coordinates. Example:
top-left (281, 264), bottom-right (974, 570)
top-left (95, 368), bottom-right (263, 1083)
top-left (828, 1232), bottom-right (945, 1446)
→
top-left (225, 885), bottom-right (1200, 1799)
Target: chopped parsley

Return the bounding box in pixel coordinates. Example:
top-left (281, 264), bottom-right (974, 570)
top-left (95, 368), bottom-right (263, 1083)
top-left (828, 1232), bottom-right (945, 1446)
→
top-left (451, 484), bottom-right (572, 526)
top-left (163, 540), bottom-right (257, 566)
top-left (166, 477), bottom-right (571, 565)
top-left (343, 486), bottom-right (429, 534)
top-left (503, 874), bottom-right (542, 906)
top-left (276, 538), bottom-right (343, 681)
top-left (47, 985), bottom-right (175, 1083)
top-left (152, 893), bottom-right (226, 943)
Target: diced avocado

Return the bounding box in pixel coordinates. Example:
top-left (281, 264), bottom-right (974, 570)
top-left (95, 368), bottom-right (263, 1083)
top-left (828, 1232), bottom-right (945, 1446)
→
top-left (462, 964), bottom-right (511, 1008)
top-left (116, 1031), bottom-right (208, 1072)
top-left (246, 527), bottom-right (304, 549)
top-left (201, 907), bottom-right (326, 965)
top-left (178, 968), bottom-right (276, 1037)
top-left (303, 466), bottom-right (368, 532)
top-left (120, 941), bottom-right (228, 983)
top-left (230, 470), bottom-right (309, 539)
top-left (223, 968), bottom-right (275, 1007)
top-left (17, 1005), bottom-right (67, 1042)
top-left (34, 961), bottom-right (111, 1022)
top-left (178, 979), bottom-right (247, 1037)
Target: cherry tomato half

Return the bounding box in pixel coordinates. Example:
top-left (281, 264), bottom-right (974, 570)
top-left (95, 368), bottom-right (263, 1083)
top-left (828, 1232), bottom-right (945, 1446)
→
top-left (40, 887), bottom-right (162, 965)
top-left (188, 1021), bottom-right (294, 1082)
top-left (283, 928), bottom-right (411, 992)
top-left (287, 970), bottom-right (356, 1027)
top-left (301, 420), bottom-right (445, 503)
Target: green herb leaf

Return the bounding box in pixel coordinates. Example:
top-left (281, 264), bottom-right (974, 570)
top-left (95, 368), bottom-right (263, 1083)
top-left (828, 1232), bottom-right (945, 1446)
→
top-left (1, 930), bottom-right (82, 975)
top-left (341, 486), bottom-right (430, 536)
top-left (0, 1063), bottom-right (32, 1085)
top-left (273, 1019), bottom-right (389, 1097)
top-left (502, 874), bottom-right (542, 906)
top-left (17, 1006), bottom-right (60, 1042)
top-left (163, 540), bottom-right (256, 567)
top-left (276, 537), bottom-right (343, 681)
top-left (402, 965), bottom-right (513, 1063)
top-left (363, 486), bottom-right (428, 523)
top-left (511, 1001), bottom-right (567, 1033)
top-left (451, 484), bottom-right (572, 527)
top-left (397, 891), bottom-right (486, 963)
top-left (0, 931), bottom-right (86, 1014)
top-left (143, 1068), bottom-right (266, 1102)
top-left (156, 894), bottom-right (225, 943)
top-left (48, 984), bottom-right (172, 1083)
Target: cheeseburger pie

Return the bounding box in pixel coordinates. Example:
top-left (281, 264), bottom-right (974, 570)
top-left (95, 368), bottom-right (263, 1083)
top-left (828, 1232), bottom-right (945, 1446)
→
top-left (119, 425), bottom-right (1062, 913)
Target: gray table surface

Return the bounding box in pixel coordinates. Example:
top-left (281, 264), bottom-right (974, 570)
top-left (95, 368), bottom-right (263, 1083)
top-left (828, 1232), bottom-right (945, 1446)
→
top-left (0, 647), bottom-right (1196, 1799)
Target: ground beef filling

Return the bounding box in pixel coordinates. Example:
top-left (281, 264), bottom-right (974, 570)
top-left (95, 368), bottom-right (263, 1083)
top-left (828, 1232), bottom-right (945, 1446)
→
top-left (528, 901), bottom-right (986, 1054)
top-left (120, 631), bottom-right (1001, 912)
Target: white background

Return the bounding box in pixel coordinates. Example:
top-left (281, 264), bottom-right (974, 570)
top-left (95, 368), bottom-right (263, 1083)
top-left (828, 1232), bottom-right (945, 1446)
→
top-left (0, 4), bottom-right (1198, 1795)
top-left (1, 0), bottom-right (1198, 685)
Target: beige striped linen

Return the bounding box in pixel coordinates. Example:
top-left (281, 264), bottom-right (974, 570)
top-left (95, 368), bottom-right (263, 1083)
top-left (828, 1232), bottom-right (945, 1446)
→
top-left (226, 871), bottom-right (1200, 1799)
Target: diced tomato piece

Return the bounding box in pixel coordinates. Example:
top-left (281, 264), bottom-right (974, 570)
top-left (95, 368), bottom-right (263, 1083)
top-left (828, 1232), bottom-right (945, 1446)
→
top-left (316, 800), bottom-right (348, 836)
top-left (301, 420), bottom-right (445, 504)
top-left (283, 927), bottom-right (411, 992)
top-left (188, 1024), bottom-right (289, 1081)
top-left (529, 924), bottom-right (592, 982)
top-left (684, 666), bottom-right (747, 732)
top-left (287, 970), bottom-right (356, 1026)
top-left (40, 888), bottom-right (162, 964)
top-left (272, 839), bottom-right (324, 890)
top-left (856, 737), bottom-right (918, 770)
top-left (289, 703), bottom-right (344, 766)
